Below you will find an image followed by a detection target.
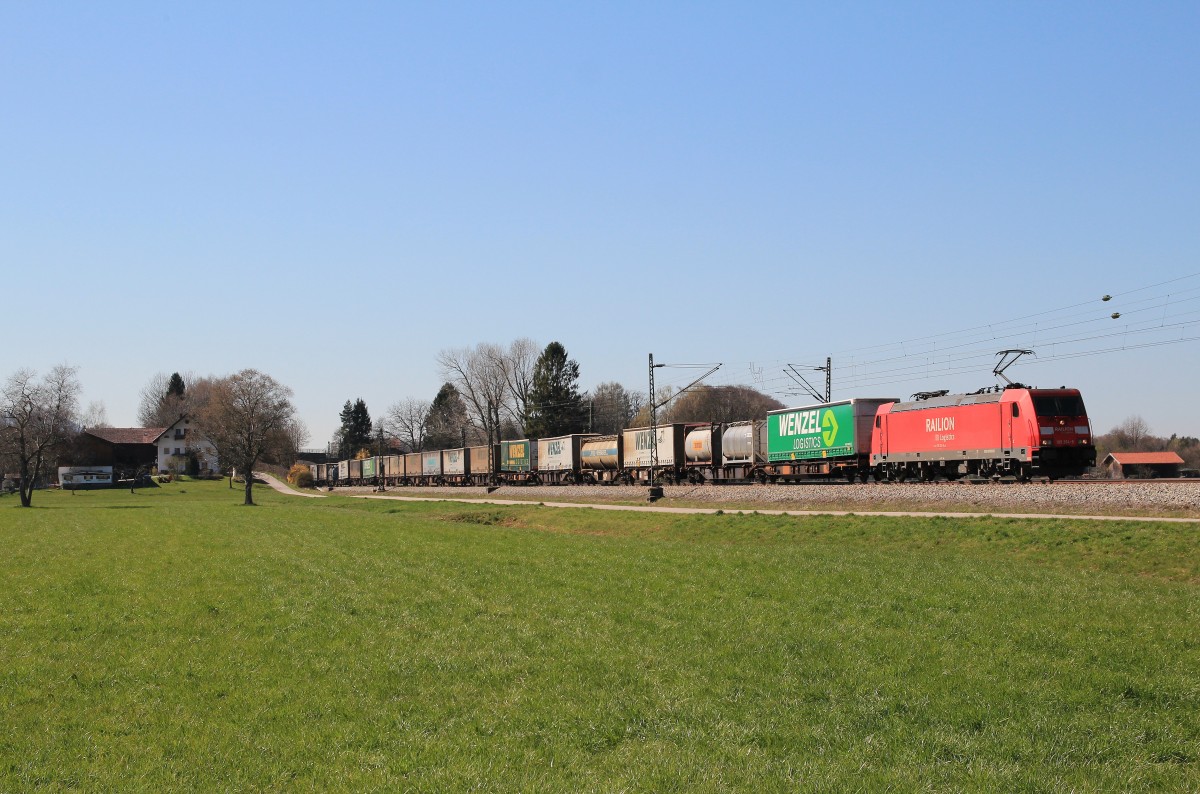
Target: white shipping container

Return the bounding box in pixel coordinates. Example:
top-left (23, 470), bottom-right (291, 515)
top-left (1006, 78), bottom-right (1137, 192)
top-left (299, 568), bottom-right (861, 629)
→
top-left (337, 461), bottom-right (349, 480)
top-left (622, 425), bottom-right (680, 468)
top-left (443, 448), bottom-right (467, 475)
top-left (422, 452), bottom-right (441, 476)
top-left (537, 435), bottom-right (585, 472)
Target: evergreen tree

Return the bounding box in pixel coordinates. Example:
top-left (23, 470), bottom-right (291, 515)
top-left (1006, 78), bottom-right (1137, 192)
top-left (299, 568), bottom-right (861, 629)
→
top-left (338, 398), bottom-right (373, 456)
top-left (425, 383), bottom-right (471, 449)
top-left (525, 342), bottom-right (585, 437)
top-left (166, 372), bottom-right (186, 399)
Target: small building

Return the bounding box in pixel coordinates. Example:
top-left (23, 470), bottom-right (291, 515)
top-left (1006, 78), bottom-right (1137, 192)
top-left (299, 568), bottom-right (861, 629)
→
top-left (1102, 451), bottom-right (1185, 479)
top-left (152, 416), bottom-right (219, 474)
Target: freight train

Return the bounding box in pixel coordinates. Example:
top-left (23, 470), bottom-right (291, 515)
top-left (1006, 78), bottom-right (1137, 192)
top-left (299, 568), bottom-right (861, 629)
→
top-left (310, 385), bottom-right (1096, 487)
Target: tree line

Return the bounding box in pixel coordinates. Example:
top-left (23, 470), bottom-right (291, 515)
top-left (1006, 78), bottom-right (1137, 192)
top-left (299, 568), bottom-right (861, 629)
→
top-left (330, 338), bottom-right (786, 457)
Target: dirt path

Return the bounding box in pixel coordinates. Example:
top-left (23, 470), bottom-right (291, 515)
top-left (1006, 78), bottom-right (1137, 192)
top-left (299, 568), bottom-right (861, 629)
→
top-left (343, 493), bottom-right (1200, 524)
top-left (254, 472), bottom-right (326, 498)
top-left (255, 472), bottom-right (1199, 523)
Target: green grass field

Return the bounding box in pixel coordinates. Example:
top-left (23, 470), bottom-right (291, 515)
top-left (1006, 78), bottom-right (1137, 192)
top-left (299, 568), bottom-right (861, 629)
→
top-left (2, 481), bottom-right (1197, 791)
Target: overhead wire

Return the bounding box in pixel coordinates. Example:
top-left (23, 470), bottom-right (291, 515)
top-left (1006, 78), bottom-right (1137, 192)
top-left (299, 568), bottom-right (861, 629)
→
top-left (742, 271), bottom-right (1200, 401)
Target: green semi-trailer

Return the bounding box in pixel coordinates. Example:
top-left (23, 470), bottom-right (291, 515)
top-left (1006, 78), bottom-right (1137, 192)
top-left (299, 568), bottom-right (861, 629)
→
top-left (765, 398), bottom-right (895, 480)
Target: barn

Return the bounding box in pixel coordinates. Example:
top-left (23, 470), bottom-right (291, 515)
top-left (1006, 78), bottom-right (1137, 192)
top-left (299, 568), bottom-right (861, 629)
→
top-left (75, 427), bottom-right (166, 476)
top-left (1102, 451), bottom-right (1185, 479)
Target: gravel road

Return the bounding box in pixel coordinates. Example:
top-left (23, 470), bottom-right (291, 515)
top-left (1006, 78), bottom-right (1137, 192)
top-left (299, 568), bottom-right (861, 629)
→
top-left (327, 480), bottom-right (1200, 517)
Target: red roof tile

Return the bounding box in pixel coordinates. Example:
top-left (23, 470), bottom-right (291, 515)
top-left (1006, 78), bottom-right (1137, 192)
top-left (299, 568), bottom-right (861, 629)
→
top-left (85, 427), bottom-right (166, 445)
top-left (1103, 451), bottom-right (1185, 465)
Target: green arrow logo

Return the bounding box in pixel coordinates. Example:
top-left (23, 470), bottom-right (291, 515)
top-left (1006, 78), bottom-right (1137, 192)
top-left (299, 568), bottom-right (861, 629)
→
top-left (821, 410), bottom-right (839, 446)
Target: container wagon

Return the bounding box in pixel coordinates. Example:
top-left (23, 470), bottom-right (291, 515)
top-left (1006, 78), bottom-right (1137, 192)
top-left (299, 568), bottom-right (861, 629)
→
top-left (403, 452), bottom-right (423, 485)
top-left (720, 420), bottom-right (768, 481)
top-left (537, 434), bottom-right (599, 484)
top-left (420, 451), bottom-right (442, 484)
top-left (361, 456), bottom-right (378, 485)
top-left (382, 455), bottom-right (404, 486)
top-left (499, 439), bottom-right (539, 484)
top-left (621, 424), bottom-right (705, 484)
top-left (466, 444), bottom-right (499, 485)
top-left (579, 434), bottom-right (623, 483)
top-left (681, 424), bottom-right (722, 483)
top-left (442, 447), bottom-right (469, 485)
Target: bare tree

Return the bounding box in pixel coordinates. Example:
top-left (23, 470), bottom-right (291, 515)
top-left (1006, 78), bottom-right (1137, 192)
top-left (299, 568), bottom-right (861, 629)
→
top-left (1111, 415), bottom-right (1152, 450)
top-left (268, 418), bottom-right (309, 468)
top-left (588, 381), bottom-right (643, 434)
top-left (387, 397), bottom-right (431, 452)
top-left (136, 372), bottom-right (174, 426)
top-left (438, 344), bottom-right (509, 445)
top-left (197, 369), bottom-right (297, 505)
top-left (1, 366), bottom-right (81, 507)
top-left (631, 385), bottom-right (675, 427)
top-left (501, 337), bottom-right (539, 431)
top-left (81, 401), bottom-right (110, 429)
top-left (137, 371), bottom-right (215, 427)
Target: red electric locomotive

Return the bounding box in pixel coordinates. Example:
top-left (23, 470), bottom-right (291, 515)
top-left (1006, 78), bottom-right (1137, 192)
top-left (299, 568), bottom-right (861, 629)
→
top-left (870, 387), bottom-right (1095, 481)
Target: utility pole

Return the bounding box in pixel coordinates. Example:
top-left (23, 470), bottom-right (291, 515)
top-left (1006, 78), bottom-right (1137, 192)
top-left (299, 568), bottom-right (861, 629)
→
top-left (785, 357), bottom-right (832, 403)
top-left (648, 354), bottom-right (722, 497)
top-left (649, 353), bottom-right (661, 491)
top-left (376, 424), bottom-right (386, 491)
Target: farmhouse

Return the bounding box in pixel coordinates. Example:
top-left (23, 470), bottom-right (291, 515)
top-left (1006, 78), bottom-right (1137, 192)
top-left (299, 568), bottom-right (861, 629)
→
top-left (152, 416), bottom-right (219, 474)
top-left (76, 417), bottom-right (219, 476)
top-left (1101, 451), bottom-right (1185, 479)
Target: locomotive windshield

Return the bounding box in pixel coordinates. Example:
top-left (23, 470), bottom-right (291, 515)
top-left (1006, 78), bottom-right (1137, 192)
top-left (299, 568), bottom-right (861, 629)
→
top-left (1033, 394), bottom-right (1086, 417)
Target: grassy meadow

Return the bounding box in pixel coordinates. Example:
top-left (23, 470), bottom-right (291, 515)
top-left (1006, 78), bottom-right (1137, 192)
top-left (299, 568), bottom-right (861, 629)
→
top-left (1, 480), bottom-right (1197, 791)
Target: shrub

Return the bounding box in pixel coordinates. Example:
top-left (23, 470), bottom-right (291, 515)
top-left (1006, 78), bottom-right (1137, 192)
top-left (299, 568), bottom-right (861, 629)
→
top-left (287, 464), bottom-right (314, 488)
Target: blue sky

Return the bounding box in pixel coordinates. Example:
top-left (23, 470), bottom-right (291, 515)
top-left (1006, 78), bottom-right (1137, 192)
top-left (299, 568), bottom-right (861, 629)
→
top-left (3, 2), bottom-right (1198, 445)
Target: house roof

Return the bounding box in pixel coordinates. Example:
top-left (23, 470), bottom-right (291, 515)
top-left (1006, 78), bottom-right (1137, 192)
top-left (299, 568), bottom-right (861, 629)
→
top-left (85, 427), bottom-right (166, 445)
top-left (1103, 451), bottom-right (1185, 466)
